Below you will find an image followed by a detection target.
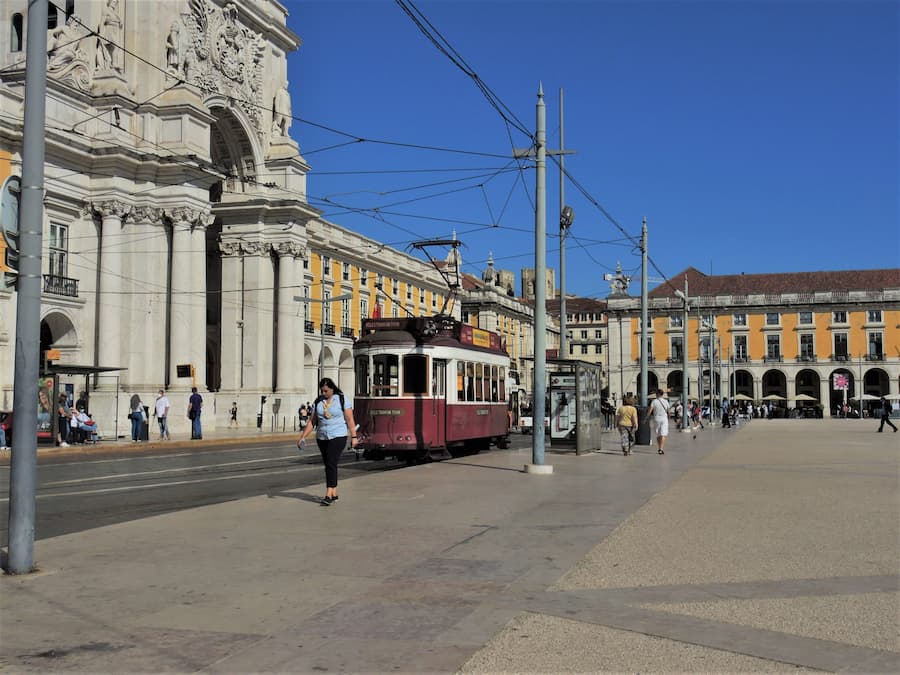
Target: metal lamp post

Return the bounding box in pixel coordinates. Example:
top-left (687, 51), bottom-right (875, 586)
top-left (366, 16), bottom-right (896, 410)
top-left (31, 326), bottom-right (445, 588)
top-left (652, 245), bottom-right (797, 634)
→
top-left (294, 293), bottom-right (352, 383)
top-left (559, 205), bottom-right (574, 360)
top-left (674, 279), bottom-right (690, 431)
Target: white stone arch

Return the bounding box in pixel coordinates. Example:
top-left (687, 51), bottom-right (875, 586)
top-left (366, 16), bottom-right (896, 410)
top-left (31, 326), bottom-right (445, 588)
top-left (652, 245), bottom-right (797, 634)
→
top-left (205, 95), bottom-right (264, 194)
top-left (40, 309), bottom-right (78, 349)
top-left (338, 347), bottom-right (354, 393)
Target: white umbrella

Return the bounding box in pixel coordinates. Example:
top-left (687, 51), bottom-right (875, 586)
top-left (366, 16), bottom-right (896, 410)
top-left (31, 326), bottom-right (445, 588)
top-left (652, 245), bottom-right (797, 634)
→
top-left (761, 394), bottom-right (786, 401)
top-left (850, 394), bottom-right (879, 401)
top-left (733, 393), bottom-right (754, 401)
top-left (792, 394), bottom-right (818, 401)
top-left (884, 394), bottom-right (900, 401)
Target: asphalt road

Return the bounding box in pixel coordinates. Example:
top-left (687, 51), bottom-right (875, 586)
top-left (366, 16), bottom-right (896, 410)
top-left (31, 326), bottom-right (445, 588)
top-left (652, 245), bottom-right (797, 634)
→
top-left (0, 441), bottom-right (401, 541)
top-left (1, 437), bottom-right (531, 542)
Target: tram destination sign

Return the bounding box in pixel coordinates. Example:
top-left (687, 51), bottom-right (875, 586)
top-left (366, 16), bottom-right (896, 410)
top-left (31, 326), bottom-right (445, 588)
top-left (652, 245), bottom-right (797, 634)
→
top-left (371, 409), bottom-right (403, 416)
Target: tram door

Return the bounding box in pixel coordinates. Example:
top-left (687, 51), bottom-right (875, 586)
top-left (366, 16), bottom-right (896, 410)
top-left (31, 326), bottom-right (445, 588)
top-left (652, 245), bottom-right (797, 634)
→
top-left (432, 359), bottom-right (447, 444)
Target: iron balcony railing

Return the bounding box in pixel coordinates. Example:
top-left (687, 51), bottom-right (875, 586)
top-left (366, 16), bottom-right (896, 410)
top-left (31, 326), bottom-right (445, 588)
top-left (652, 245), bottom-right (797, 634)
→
top-left (43, 274), bottom-right (78, 297)
top-left (304, 320), bottom-right (314, 334)
top-left (323, 323), bottom-right (335, 336)
top-left (341, 327), bottom-right (355, 339)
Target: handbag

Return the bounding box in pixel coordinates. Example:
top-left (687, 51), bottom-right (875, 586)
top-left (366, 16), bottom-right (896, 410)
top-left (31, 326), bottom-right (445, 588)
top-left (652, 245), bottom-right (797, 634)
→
top-left (140, 407), bottom-right (147, 423)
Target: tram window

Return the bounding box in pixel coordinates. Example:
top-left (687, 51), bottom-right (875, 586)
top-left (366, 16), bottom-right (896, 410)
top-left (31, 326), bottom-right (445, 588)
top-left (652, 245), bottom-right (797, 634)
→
top-left (355, 356), bottom-right (370, 396)
top-left (475, 363), bottom-right (484, 401)
top-left (466, 362), bottom-right (475, 401)
top-left (373, 354), bottom-right (399, 396)
top-left (403, 355), bottom-right (428, 394)
top-left (490, 366), bottom-right (499, 402)
top-left (457, 362), bottom-right (465, 400)
top-left (499, 366), bottom-right (506, 401)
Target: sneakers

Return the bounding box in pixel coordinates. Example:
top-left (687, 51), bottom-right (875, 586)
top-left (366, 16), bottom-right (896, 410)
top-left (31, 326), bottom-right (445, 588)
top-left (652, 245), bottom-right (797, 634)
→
top-left (59, 442), bottom-right (70, 447)
top-left (320, 496), bottom-right (334, 506)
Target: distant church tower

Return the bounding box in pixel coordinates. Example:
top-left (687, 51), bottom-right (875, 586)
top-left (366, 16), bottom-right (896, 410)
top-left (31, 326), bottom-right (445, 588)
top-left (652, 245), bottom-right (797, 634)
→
top-left (521, 267), bottom-right (556, 301)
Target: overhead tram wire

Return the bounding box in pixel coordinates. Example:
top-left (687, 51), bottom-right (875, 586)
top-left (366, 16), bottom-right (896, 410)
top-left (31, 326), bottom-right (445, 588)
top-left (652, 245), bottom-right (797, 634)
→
top-left (21, 2), bottom-right (553, 293)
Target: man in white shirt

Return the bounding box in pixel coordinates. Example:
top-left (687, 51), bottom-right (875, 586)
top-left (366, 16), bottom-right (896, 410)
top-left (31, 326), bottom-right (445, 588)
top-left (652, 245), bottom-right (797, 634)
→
top-left (649, 389), bottom-right (671, 455)
top-left (155, 389), bottom-right (171, 440)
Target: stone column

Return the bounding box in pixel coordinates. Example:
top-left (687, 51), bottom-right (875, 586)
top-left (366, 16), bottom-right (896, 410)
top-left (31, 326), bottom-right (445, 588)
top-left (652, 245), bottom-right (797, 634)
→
top-left (92, 200), bottom-right (131, 376)
top-left (218, 241), bottom-right (243, 392)
top-left (275, 242), bottom-right (302, 392)
top-left (167, 208), bottom-right (206, 388)
top-left (188, 220), bottom-right (208, 389)
top-left (125, 206), bottom-right (164, 389)
top-left (820, 377), bottom-right (832, 417)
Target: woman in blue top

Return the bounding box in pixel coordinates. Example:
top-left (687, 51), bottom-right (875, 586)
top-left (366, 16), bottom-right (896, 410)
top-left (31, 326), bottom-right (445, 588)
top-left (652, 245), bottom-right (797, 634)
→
top-left (297, 377), bottom-right (358, 505)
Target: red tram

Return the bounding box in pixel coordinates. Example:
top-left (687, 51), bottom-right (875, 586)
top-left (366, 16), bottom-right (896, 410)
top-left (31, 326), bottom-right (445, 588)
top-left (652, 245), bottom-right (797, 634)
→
top-left (353, 315), bottom-right (511, 461)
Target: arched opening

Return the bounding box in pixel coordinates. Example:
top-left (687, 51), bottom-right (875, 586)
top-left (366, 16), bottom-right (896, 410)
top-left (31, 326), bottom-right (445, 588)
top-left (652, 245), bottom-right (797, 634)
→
top-left (207, 104), bottom-right (260, 394)
top-left (829, 368), bottom-right (856, 416)
top-left (10, 13), bottom-right (23, 52)
top-left (47, 4), bottom-right (58, 30)
top-left (636, 371), bottom-right (659, 398)
top-left (666, 370), bottom-right (684, 401)
top-left (731, 369), bottom-right (753, 398)
top-left (761, 369), bottom-right (787, 398)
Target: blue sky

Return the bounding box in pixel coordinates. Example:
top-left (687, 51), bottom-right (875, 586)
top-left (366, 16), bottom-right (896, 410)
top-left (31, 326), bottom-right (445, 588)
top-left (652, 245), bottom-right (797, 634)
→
top-left (284, 0), bottom-right (899, 299)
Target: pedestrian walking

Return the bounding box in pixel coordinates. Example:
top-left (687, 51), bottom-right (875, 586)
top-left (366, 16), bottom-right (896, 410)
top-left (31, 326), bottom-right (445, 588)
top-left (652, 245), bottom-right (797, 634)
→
top-left (187, 386), bottom-right (203, 439)
top-left (155, 389), bottom-right (170, 440)
top-left (615, 394), bottom-right (639, 456)
top-left (229, 401), bottom-right (238, 428)
top-left (296, 378), bottom-right (359, 505)
top-left (129, 393), bottom-right (144, 442)
top-left (57, 393), bottom-right (71, 447)
top-left (648, 389), bottom-right (670, 454)
top-left (877, 396), bottom-right (897, 433)
top-left (691, 401), bottom-right (704, 437)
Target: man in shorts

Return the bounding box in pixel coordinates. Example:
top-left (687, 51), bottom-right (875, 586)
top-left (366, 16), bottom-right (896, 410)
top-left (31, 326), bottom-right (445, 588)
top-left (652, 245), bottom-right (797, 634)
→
top-left (649, 389), bottom-right (670, 455)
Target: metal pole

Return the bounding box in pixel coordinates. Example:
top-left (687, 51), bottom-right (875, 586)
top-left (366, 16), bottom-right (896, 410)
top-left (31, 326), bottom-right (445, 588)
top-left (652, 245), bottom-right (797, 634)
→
top-left (679, 278), bottom-right (690, 431)
top-left (618, 312), bottom-right (624, 398)
top-left (532, 84), bottom-right (548, 467)
top-left (639, 218), bottom-right (648, 407)
top-left (558, 88), bottom-right (567, 361)
top-left (7, 0), bottom-right (48, 575)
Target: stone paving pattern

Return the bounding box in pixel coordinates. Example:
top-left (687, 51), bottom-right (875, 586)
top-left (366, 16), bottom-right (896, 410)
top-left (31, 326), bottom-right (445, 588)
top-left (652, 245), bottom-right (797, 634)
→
top-left (1, 419), bottom-right (898, 673)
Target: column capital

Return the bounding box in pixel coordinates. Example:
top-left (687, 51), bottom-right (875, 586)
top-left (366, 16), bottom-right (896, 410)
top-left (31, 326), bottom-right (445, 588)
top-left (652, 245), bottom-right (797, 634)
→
top-left (90, 199), bottom-right (132, 219)
top-left (219, 239), bottom-right (272, 257)
top-left (125, 206), bottom-right (164, 224)
top-left (165, 206), bottom-right (210, 227)
top-left (274, 241), bottom-right (306, 258)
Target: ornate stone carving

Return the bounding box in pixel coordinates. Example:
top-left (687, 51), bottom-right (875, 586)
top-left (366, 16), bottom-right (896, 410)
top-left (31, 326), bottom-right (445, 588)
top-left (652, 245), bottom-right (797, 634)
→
top-left (219, 239), bottom-right (276, 257)
top-left (91, 199), bottom-right (132, 220)
top-left (95, 0), bottom-right (124, 74)
top-left (173, 0), bottom-right (266, 138)
top-left (165, 206), bottom-right (202, 224)
top-left (274, 241), bottom-right (304, 258)
top-left (47, 14), bottom-right (94, 92)
top-left (126, 206), bottom-right (163, 224)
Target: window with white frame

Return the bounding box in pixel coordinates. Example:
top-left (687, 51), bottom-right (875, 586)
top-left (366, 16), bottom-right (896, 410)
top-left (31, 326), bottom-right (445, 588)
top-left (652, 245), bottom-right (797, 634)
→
top-left (342, 262), bottom-right (350, 281)
top-left (734, 335), bottom-right (748, 360)
top-left (375, 273), bottom-right (383, 290)
top-left (834, 333), bottom-right (848, 359)
top-left (701, 336), bottom-right (711, 361)
top-left (799, 311), bottom-right (813, 325)
top-left (733, 313), bottom-right (747, 327)
top-left (341, 298), bottom-right (350, 327)
top-left (11, 13), bottom-right (23, 51)
top-left (766, 334), bottom-right (780, 359)
top-left (765, 312), bottom-right (779, 326)
top-left (432, 294), bottom-right (438, 308)
top-left (580, 344), bottom-right (588, 355)
top-left (670, 315), bottom-right (683, 328)
top-left (671, 336), bottom-right (683, 360)
top-left (391, 304), bottom-right (398, 318)
top-left (406, 284), bottom-right (412, 300)
top-left (867, 309), bottom-right (882, 323)
top-left (595, 329), bottom-right (602, 339)
top-left (419, 288), bottom-right (425, 304)
top-left (49, 222), bottom-right (68, 277)
top-left (360, 298), bottom-right (368, 320)
top-left (360, 267), bottom-right (367, 284)
top-left (323, 291), bottom-right (332, 325)
top-left (800, 334), bottom-right (814, 359)
top-left (580, 330), bottom-right (587, 340)
top-left (321, 255), bottom-right (330, 277)
top-left (303, 256), bottom-right (309, 270)
top-left (832, 310), bottom-right (847, 323)
top-left (595, 344), bottom-right (602, 354)
top-left (868, 332), bottom-right (883, 357)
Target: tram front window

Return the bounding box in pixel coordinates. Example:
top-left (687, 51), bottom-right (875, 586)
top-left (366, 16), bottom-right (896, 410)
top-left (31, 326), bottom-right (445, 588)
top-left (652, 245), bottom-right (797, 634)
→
top-left (403, 355), bottom-right (428, 394)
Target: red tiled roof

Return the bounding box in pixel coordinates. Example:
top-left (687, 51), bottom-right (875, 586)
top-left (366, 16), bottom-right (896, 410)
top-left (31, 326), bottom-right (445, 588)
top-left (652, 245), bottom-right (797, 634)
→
top-left (648, 267), bottom-right (900, 298)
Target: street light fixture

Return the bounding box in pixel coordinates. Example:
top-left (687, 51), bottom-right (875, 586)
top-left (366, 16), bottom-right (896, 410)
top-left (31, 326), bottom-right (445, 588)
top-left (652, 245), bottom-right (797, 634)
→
top-left (294, 292), bottom-right (352, 383)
